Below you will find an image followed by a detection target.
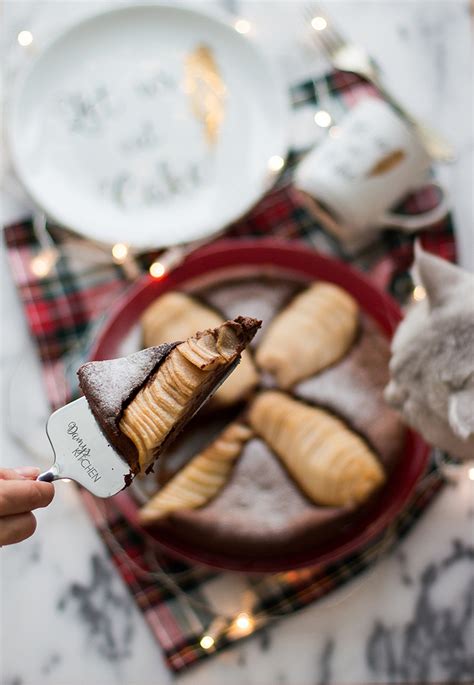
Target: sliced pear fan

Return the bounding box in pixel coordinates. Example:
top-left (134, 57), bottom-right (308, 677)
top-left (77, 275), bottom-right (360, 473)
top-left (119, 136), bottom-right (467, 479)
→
top-left (141, 292), bottom-right (259, 406)
top-left (248, 391), bottom-right (385, 507)
top-left (139, 422), bottom-right (253, 523)
top-left (256, 282), bottom-right (359, 388)
top-left (120, 319), bottom-right (259, 474)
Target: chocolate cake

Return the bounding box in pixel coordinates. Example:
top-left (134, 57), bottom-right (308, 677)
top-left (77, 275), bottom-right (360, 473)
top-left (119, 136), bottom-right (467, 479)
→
top-left (130, 275), bottom-right (406, 560)
top-left (78, 317), bottom-right (261, 475)
top-left (149, 438), bottom-right (364, 559)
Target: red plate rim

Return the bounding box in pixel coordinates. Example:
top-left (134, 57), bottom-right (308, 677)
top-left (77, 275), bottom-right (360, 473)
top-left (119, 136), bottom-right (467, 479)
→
top-left (90, 238), bottom-right (430, 572)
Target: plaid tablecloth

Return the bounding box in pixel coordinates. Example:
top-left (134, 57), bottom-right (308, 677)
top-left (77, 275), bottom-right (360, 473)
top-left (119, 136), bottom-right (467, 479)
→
top-left (4, 70), bottom-right (456, 672)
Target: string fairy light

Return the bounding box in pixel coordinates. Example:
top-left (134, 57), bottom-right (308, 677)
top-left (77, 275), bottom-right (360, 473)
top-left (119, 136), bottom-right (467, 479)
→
top-left (110, 242), bottom-right (140, 280)
top-left (30, 254), bottom-right (51, 278)
top-left (468, 467), bottom-right (474, 481)
top-left (199, 634), bottom-right (215, 650)
top-left (314, 110), bottom-right (332, 128)
top-left (111, 242), bottom-right (129, 264)
top-left (17, 30), bottom-right (33, 46)
top-left (199, 616), bottom-right (228, 650)
top-left (149, 260), bottom-right (166, 279)
top-left (231, 611), bottom-right (255, 636)
top-left (200, 612), bottom-right (258, 647)
top-left (30, 248), bottom-right (58, 278)
top-left (413, 285), bottom-right (427, 302)
top-left (233, 18), bottom-right (252, 35)
top-left (311, 16), bottom-right (327, 31)
top-left (268, 155), bottom-right (285, 172)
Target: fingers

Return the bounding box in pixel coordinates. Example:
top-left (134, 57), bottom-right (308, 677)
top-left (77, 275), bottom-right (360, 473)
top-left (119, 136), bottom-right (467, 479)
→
top-left (0, 467), bottom-right (40, 481)
top-left (0, 479), bottom-right (55, 517)
top-left (12, 467), bottom-right (41, 479)
top-left (0, 512), bottom-right (37, 546)
top-left (0, 468), bottom-right (54, 545)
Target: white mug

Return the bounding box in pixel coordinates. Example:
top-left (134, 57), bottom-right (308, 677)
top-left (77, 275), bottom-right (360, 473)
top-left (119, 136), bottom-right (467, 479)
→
top-left (295, 98), bottom-right (449, 241)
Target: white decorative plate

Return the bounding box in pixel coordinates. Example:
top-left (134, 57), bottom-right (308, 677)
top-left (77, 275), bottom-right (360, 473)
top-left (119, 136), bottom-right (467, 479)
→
top-left (8, 4), bottom-right (288, 249)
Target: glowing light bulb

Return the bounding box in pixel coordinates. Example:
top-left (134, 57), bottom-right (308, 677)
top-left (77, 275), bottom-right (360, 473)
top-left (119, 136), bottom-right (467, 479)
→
top-left (329, 125), bottom-right (342, 139)
top-left (18, 30), bottom-right (33, 46)
top-left (31, 256), bottom-right (50, 278)
top-left (234, 19), bottom-right (251, 35)
top-left (200, 635), bottom-right (215, 650)
top-left (314, 110), bottom-right (332, 128)
top-left (311, 16), bottom-right (327, 31)
top-left (149, 261), bottom-right (166, 279)
top-left (235, 612), bottom-right (253, 631)
top-left (468, 467), bottom-right (474, 481)
top-left (413, 285), bottom-right (426, 302)
top-left (112, 243), bottom-right (129, 263)
top-left (30, 250), bottom-right (57, 278)
top-left (268, 155), bottom-right (285, 172)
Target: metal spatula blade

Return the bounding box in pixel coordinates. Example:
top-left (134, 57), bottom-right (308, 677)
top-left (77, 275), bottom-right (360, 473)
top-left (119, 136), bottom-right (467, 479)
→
top-left (37, 397), bottom-right (131, 497)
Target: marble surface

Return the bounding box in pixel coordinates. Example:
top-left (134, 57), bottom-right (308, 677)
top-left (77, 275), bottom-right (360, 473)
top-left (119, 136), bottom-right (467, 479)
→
top-left (1, 2), bottom-right (473, 684)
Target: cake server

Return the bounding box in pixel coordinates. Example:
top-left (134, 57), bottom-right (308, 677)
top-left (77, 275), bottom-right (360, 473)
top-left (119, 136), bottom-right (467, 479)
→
top-left (37, 397), bottom-right (131, 497)
top-left (36, 360), bottom-right (240, 497)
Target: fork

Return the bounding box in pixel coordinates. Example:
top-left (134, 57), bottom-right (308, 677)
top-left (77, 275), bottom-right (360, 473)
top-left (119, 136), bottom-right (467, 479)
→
top-left (304, 4), bottom-right (455, 162)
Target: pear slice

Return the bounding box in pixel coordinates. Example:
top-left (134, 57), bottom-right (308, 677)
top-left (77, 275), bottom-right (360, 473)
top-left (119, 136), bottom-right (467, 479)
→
top-left (248, 391), bottom-right (385, 507)
top-left (139, 422), bottom-right (253, 523)
top-left (142, 292), bottom-right (259, 407)
top-left (256, 282), bottom-right (359, 388)
top-left (119, 317), bottom-right (260, 474)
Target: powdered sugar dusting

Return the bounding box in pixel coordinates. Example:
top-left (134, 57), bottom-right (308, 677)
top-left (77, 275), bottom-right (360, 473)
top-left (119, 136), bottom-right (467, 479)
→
top-left (78, 346), bottom-right (172, 418)
top-left (203, 439), bottom-right (341, 533)
top-left (295, 318), bottom-right (405, 467)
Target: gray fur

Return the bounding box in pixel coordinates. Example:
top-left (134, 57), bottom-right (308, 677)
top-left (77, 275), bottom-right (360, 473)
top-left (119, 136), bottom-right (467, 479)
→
top-left (385, 244), bottom-right (474, 460)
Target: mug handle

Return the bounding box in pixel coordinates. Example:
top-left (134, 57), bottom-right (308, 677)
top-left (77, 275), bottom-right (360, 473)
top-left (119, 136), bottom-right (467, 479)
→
top-left (379, 181), bottom-right (450, 233)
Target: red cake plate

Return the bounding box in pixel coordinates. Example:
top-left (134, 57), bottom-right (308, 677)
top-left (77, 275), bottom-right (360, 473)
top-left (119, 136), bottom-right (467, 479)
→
top-left (90, 239), bottom-right (430, 572)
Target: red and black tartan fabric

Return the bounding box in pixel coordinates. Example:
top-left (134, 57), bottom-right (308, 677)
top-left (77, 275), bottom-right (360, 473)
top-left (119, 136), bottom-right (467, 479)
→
top-left (3, 70), bottom-right (455, 672)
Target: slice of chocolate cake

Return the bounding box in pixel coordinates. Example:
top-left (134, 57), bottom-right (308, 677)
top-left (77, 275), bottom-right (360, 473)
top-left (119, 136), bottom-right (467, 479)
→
top-left (78, 317), bottom-right (261, 475)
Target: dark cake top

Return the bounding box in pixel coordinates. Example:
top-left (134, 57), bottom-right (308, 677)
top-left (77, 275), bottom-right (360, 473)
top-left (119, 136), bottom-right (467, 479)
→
top-left (78, 343), bottom-right (178, 471)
